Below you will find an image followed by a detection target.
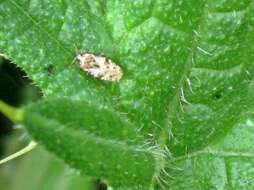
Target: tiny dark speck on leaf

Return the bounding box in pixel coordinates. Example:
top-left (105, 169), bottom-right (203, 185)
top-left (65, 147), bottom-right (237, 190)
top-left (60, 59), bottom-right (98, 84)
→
top-left (44, 64), bottom-right (54, 75)
top-left (212, 91), bottom-right (222, 100)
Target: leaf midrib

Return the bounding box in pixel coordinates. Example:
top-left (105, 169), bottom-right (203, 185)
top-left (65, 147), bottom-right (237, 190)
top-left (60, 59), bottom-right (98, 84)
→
top-left (149, 2), bottom-right (210, 189)
top-left (153, 1), bottom-right (254, 188)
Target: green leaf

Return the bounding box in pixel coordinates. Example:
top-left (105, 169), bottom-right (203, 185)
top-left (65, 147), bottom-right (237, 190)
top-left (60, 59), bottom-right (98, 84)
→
top-left (22, 97), bottom-right (156, 188)
top-left (162, 115), bottom-right (254, 190)
top-left (0, 0), bottom-right (254, 189)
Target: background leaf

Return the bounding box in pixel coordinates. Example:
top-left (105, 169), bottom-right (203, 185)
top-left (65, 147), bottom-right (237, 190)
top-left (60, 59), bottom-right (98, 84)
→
top-left (0, 0), bottom-right (254, 189)
top-left (0, 132), bottom-right (91, 190)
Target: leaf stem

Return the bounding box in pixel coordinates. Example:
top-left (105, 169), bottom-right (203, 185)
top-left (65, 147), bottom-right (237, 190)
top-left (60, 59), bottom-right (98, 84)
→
top-left (0, 100), bottom-right (23, 123)
top-left (0, 141), bottom-right (37, 165)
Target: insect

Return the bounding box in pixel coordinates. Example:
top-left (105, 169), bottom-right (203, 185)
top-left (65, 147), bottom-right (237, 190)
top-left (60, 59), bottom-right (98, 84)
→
top-left (75, 53), bottom-right (123, 81)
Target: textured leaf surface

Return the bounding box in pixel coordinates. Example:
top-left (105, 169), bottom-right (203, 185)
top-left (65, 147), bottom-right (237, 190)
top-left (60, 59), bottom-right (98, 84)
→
top-left (1, 0), bottom-right (254, 189)
top-left (23, 97), bottom-right (155, 188)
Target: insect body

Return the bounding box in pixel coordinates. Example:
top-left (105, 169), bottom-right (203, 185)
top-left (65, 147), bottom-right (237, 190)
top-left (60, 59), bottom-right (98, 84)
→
top-left (76, 53), bottom-right (123, 81)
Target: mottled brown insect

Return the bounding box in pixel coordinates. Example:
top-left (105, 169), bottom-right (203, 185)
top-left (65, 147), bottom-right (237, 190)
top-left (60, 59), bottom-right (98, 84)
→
top-left (76, 53), bottom-right (123, 81)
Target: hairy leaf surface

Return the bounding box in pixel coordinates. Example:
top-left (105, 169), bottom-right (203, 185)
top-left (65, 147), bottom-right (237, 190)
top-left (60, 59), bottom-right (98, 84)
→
top-left (0, 0), bottom-right (254, 189)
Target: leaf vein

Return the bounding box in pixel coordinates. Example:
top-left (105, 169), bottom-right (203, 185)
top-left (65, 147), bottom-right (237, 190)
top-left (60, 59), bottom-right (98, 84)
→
top-left (8, 0), bottom-right (72, 56)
